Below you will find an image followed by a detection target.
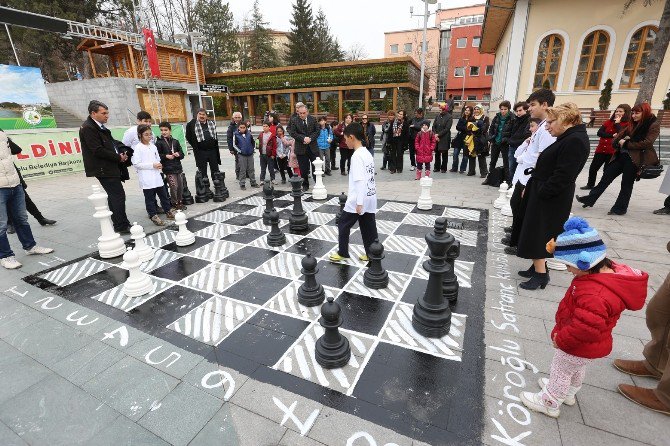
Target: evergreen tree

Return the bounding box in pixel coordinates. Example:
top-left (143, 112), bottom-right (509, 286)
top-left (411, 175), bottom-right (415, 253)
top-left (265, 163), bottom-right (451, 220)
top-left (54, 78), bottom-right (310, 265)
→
top-left (286, 0), bottom-right (319, 65)
top-left (542, 78), bottom-right (551, 89)
top-left (598, 78), bottom-right (613, 111)
top-left (240, 0), bottom-right (280, 70)
top-left (193, 0), bottom-right (239, 73)
top-left (313, 8), bottom-right (344, 62)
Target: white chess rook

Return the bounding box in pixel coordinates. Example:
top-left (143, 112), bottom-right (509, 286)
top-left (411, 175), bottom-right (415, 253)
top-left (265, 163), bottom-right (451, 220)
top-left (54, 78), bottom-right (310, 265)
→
top-left (88, 184), bottom-right (126, 259)
top-left (123, 248), bottom-right (154, 297)
top-left (130, 222), bottom-right (155, 263)
top-left (174, 211), bottom-right (195, 246)
top-left (417, 176), bottom-right (433, 210)
top-left (312, 158), bottom-right (327, 200)
top-left (493, 183), bottom-right (509, 209)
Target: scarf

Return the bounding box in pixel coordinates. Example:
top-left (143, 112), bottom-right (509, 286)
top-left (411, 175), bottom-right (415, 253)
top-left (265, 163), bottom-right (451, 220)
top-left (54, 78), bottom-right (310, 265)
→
top-left (393, 118), bottom-right (404, 137)
top-left (194, 119), bottom-right (217, 143)
top-left (465, 122), bottom-right (479, 156)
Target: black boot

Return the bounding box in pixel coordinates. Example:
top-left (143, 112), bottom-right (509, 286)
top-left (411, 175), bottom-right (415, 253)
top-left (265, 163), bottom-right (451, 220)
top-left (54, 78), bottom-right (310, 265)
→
top-left (501, 236), bottom-right (512, 246)
top-left (504, 226), bottom-right (512, 233)
top-left (37, 217), bottom-right (57, 226)
top-left (519, 271), bottom-right (550, 290)
top-left (504, 246), bottom-right (517, 255)
top-left (518, 264), bottom-right (535, 278)
top-left (575, 195), bottom-right (593, 208)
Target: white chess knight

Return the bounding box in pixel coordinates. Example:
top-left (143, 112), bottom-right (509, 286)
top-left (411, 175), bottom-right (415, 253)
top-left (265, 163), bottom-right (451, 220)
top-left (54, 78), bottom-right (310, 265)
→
top-left (417, 176), bottom-right (433, 210)
top-left (311, 158), bottom-right (327, 200)
top-left (174, 211), bottom-right (195, 246)
top-left (88, 184), bottom-right (126, 259)
top-left (130, 222), bottom-right (154, 263)
top-left (501, 186), bottom-right (513, 217)
top-left (493, 182), bottom-right (509, 209)
top-left (122, 248), bottom-right (154, 297)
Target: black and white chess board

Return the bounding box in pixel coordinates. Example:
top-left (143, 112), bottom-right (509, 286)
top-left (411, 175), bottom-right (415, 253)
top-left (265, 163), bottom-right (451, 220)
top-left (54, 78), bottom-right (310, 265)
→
top-left (25, 191), bottom-right (489, 445)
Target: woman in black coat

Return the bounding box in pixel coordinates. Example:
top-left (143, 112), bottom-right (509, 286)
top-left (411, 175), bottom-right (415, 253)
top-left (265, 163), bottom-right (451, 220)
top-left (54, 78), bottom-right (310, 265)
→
top-left (452, 106), bottom-right (473, 174)
top-left (467, 105), bottom-right (490, 177)
top-left (385, 110), bottom-right (409, 174)
top-left (516, 103), bottom-right (590, 290)
top-left (431, 105), bottom-right (453, 172)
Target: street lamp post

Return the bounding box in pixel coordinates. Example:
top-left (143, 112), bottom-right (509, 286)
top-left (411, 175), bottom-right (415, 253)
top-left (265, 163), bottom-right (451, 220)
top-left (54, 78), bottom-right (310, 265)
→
top-left (461, 59), bottom-right (469, 108)
top-left (175, 31), bottom-right (204, 108)
top-left (410, 0), bottom-right (439, 109)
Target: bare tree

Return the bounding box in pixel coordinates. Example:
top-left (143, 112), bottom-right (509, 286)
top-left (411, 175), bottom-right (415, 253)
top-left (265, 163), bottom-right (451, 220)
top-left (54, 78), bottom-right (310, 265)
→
top-left (345, 42), bottom-right (368, 61)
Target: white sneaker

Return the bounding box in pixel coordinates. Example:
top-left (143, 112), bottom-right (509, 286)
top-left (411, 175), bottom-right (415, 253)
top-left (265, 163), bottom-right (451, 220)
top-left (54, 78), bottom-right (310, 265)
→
top-left (0, 256), bottom-right (22, 269)
top-left (520, 389), bottom-right (562, 418)
top-left (538, 377), bottom-right (578, 406)
top-left (409, 166), bottom-right (416, 171)
top-left (26, 246), bottom-right (54, 255)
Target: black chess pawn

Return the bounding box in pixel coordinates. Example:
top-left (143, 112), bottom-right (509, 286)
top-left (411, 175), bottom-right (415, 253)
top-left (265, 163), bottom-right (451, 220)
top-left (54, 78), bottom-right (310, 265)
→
top-left (335, 192), bottom-right (346, 225)
top-left (443, 240), bottom-right (460, 304)
top-left (363, 239), bottom-right (389, 289)
top-left (262, 180), bottom-right (274, 225)
top-left (298, 253), bottom-right (325, 307)
top-left (220, 171), bottom-right (230, 199)
top-left (212, 172), bottom-right (226, 202)
top-left (289, 174), bottom-right (308, 231)
top-left (266, 209), bottom-right (286, 247)
top-left (315, 296), bottom-right (351, 369)
top-left (195, 170), bottom-right (208, 203)
top-left (181, 172), bottom-right (194, 205)
top-left (203, 176), bottom-right (214, 200)
top-left (412, 217), bottom-right (453, 337)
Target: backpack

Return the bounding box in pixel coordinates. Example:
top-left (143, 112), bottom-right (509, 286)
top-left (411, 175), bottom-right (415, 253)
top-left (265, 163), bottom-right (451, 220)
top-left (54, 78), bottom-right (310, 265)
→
top-left (483, 166), bottom-right (505, 187)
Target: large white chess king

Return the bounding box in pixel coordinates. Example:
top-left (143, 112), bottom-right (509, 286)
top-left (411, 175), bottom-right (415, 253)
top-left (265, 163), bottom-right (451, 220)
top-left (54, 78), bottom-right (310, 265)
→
top-left (311, 158), bottom-right (327, 200)
top-left (88, 185), bottom-right (126, 258)
top-left (417, 176), bottom-right (433, 210)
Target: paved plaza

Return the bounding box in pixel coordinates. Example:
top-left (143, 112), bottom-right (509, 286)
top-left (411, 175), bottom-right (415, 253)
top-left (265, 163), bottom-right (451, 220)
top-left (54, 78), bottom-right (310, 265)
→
top-left (0, 138), bottom-right (669, 446)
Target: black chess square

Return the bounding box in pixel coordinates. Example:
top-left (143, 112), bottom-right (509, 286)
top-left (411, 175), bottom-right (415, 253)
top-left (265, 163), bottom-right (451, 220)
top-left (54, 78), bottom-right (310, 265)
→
top-left (223, 215), bottom-right (261, 226)
top-left (220, 203), bottom-right (257, 213)
top-left (220, 246), bottom-right (279, 269)
top-left (287, 223), bottom-right (319, 236)
top-left (310, 260), bottom-right (360, 289)
top-left (245, 310), bottom-right (310, 337)
top-left (401, 276), bottom-right (428, 304)
top-left (411, 204), bottom-right (446, 216)
top-left (222, 272), bottom-right (290, 304)
top-left (285, 237), bottom-right (337, 258)
top-left (273, 199), bottom-right (293, 208)
top-left (222, 228), bottom-right (267, 244)
top-left (313, 204), bottom-right (340, 214)
top-left (376, 210), bottom-right (407, 222)
top-left (161, 236), bottom-right (214, 254)
top-left (349, 231), bottom-right (388, 246)
top-left (278, 208), bottom-right (293, 220)
top-left (215, 322), bottom-right (298, 366)
top-left (394, 224), bottom-right (431, 238)
top-left (150, 256), bottom-right (210, 281)
top-left (57, 266), bottom-right (128, 301)
top-left (336, 292), bottom-right (394, 336)
top-left (166, 219), bottom-right (214, 233)
top-left (378, 251), bottom-right (420, 275)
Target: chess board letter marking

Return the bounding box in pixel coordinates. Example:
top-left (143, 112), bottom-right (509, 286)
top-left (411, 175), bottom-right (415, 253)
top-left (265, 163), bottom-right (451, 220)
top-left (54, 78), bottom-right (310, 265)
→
top-left (201, 370), bottom-right (235, 400)
top-left (65, 310), bottom-right (99, 326)
top-left (101, 325), bottom-right (129, 347)
top-left (144, 346), bottom-right (181, 368)
top-left (345, 432), bottom-right (400, 446)
top-left (34, 296), bottom-right (62, 310)
top-left (272, 396), bottom-right (319, 436)
top-left (5, 285), bottom-right (28, 297)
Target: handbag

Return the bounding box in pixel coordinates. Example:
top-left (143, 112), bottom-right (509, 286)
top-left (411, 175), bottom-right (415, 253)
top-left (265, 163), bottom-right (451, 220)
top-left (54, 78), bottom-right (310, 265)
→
top-left (638, 137), bottom-right (664, 180)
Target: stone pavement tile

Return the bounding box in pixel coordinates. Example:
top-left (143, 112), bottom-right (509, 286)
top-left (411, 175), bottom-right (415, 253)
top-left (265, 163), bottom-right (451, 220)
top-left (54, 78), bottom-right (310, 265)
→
top-left (0, 282), bottom-right (52, 307)
top-left (5, 316), bottom-right (93, 368)
top-left (0, 374), bottom-right (118, 446)
top-left (0, 421), bottom-right (27, 446)
top-left (189, 403), bottom-right (287, 446)
top-left (126, 336), bottom-right (206, 379)
top-left (52, 340), bottom-right (126, 386)
top-left (607, 334), bottom-right (647, 360)
top-left (482, 395), bottom-right (560, 446)
top-left (612, 314), bottom-right (652, 343)
top-left (505, 295), bottom-right (559, 322)
top-left (94, 322), bottom-right (152, 350)
top-left (39, 298), bottom-right (115, 336)
top-left (85, 415), bottom-right (170, 446)
top-left (517, 283), bottom-right (567, 304)
top-left (82, 356), bottom-right (179, 421)
top-left (138, 382), bottom-right (223, 446)
top-left (485, 307), bottom-right (548, 343)
top-left (0, 295), bottom-right (47, 340)
top-left (230, 378), bottom-right (323, 436)
top-left (578, 384), bottom-right (670, 445)
top-left (0, 340), bottom-right (53, 405)
top-left (280, 429), bottom-right (327, 446)
top-left (181, 352), bottom-right (251, 401)
top-left (308, 406), bottom-right (413, 446)
top-left (558, 419), bottom-right (649, 446)
top-left (610, 247), bottom-right (670, 266)
top-left (484, 332), bottom-right (529, 362)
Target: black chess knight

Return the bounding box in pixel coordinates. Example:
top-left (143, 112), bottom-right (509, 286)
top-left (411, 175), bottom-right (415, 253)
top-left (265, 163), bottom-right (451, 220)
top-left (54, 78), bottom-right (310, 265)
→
top-left (315, 296), bottom-right (351, 369)
top-left (181, 173), bottom-right (194, 205)
top-left (212, 172), bottom-right (226, 202)
top-left (195, 170), bottom-right (208, 203)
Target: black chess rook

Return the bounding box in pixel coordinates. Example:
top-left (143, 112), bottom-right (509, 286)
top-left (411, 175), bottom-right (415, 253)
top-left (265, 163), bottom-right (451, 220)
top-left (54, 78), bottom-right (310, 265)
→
top-left (212, 172), bottom-right (226, 202)
top-left (262, 180), bottom-right (275, 225)
top-left (219, 171), bottom-right (230, 199)
top-left (335, 192), bottom-right (346, 225)
top-left (315, 296), bottom-right (351, 369)
top-left (203, 176), bottom-right (214, 200)
top-left (194, 170), bottom-right (208, 203)
top-left (266, 209), bottom-right (286, 247)
top-left (412, 217), bottom-right (453, 337)
top-left (443, 239), bottom-right (460, 304)
top-left (297, 252), bottom-right (325, 307)
top-left (363, 239), bottom-right (389, 289)
top-left (288, 174), bottom-right (308, 231)
top-left (181, 172), bottom-right (194, 205)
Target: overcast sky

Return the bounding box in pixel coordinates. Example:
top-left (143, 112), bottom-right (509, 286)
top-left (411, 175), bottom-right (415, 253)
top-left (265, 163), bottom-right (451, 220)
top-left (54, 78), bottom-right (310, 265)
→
top-left (229, 0), bottom-right (483, 59)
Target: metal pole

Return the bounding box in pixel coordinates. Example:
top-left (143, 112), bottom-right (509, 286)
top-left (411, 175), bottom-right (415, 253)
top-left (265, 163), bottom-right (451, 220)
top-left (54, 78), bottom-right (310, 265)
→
top-left (418, 0), bottom-right (429, 109)
top-left (461, 60), bottom-right (468, 107)
top-left (191, 41), bottom-right (202, 108)
top-left (5, 24), bottom-right (20, 66)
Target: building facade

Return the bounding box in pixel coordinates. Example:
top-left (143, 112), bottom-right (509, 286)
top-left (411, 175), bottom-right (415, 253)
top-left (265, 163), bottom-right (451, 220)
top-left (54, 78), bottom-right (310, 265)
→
top-left (481, 0), bottom-right (670, 112)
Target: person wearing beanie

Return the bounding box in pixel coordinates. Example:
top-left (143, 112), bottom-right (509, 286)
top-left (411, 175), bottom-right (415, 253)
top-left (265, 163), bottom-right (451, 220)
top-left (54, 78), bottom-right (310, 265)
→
top-left (520, 216), bottom-right (648, 418)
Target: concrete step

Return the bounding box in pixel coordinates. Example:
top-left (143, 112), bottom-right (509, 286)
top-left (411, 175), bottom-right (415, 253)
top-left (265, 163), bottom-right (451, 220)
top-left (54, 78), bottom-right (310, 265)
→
top-left (51, 104), bottom-right (83, 129)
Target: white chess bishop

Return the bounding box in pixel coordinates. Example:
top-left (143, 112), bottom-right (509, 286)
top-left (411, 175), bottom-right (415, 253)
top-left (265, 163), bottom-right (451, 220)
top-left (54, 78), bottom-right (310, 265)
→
top-left (174, 211), bottom-right (195, 246)
top-left (311, 158), bottom-right (327, 200)
top-left (130, 222), bottom-right (154, 263)
top-left (122, 248), bottom-right (154, 297)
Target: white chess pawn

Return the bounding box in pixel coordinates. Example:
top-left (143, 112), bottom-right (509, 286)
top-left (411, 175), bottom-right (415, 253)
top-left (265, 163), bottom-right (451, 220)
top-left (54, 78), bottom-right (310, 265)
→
top-left (88, 184), bottom-right (126, 259)
top-left (501, 186), bottom-right (513, 217)
top-left (417, 176), bottom-right (433, 210)
top-left (312, 158), bottom-right (327, 200)
top-left (174, 211), bottom-right (195, 246)
top-left (123, 248), bottom-right (154, 297)
top-left (130, 222), bottom-right (154, 263)
top-left (493, 182), bottom-right (509, 209)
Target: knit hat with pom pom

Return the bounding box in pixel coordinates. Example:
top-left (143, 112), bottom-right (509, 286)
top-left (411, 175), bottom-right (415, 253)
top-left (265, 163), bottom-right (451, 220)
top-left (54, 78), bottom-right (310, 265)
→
top-left (548, 217), bottom-right (606, 271)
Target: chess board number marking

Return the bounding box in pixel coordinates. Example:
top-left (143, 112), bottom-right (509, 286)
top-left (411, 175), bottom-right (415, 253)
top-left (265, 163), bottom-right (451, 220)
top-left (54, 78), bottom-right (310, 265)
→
top-left (34, 296), bottom-right (62, 310)
top-left (346, 432), bottom-right (400, 446)
top-left (201, 370), bottom-right (235, 401)
top-left (101, 325), bottom-right (129, 347)
top-left (272, 396), bottom-right (319, 436)
top-left (144, 346), bottom-right (181, 368)
top-left (65, 310), bottom-right (99, 326)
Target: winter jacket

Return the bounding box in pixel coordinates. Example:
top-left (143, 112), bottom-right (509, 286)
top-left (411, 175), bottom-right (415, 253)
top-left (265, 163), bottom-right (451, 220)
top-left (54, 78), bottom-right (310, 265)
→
top-left (472, 115), bottom-right (490, 155)
top-left (226, 120), bottom-right (240, 152)
top-left (258, 131), bottom-right (277, 157)
top-left (233, 131), bottom-right (255, 156)
top-left (614, 116), bottom-right (660, 168)
top-left (596, 119), bottom-right (629, 155)
top-left (552, 262), bottom-right (648, 359)
top-left (276, 136), bottom-right (293, 158)
top-left (414, 131), bottom-right (436, 164)
top-left (452, 117), bottom-right (472, 149)
top-left (155, 136), bottom-right (185, 174)
top-left (317, 126), bottom-right (333, 150)
top-left (432, 112), bottom-right (453, 152)
top-left (288, 114), bottom-right (320, 156)
top-left (0, 132), bottom-right (20, 188)
top-left (334, 123), bottom-right (349, 150)
top-left (363, 123), bottom-right (376, 151)
top-left (488, 112), bottom-right (513, 146)
top-left (80, 116), bottom-right (127, 179)
top-left (507, 114), bottom-right (531, 149)
top-left (379, 120), bottom-right (392, 153)
top-left (409, 117), bottom-right (424, 147)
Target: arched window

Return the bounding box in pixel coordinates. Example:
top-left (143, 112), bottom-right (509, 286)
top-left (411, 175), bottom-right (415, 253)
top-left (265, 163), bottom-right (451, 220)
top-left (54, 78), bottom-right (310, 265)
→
top-left (621, 25), bottom-right (658, 89)
top-left (533, 34), bottom-right (564, 89)
top-left (574, 30), bottom-right (610, 90)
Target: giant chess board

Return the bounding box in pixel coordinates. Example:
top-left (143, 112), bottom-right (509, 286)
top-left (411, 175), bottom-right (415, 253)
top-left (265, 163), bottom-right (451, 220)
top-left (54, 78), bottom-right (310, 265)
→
top-left (25, 191), bottom-right (488, 444)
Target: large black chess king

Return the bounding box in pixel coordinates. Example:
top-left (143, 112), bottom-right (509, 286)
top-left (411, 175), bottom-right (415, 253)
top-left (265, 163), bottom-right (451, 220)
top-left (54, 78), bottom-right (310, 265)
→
top-left (315, 296), bottom-right (351, 369)
top-left (412, 217), bottom-right (453, 337)
top-left (262, 181), bottom-right (274, 225)
top-left (443, 239), bottom-right (460, 304)
top-left (297, 252), bottom-right (325, 307)
top-left (288, 174), bottom-right (308, 231)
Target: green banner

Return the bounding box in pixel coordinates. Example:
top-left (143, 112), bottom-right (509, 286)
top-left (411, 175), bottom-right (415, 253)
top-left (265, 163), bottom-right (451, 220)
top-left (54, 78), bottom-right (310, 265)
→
top-left (6, 125), bottom-right (187, 181)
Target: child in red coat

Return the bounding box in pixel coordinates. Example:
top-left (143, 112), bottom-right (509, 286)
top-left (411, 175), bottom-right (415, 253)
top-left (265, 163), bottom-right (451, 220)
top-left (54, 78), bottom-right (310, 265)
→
top-left (520, 217), bottom-right (648, 418)
top-left (414, 121), bottom-right (436, 180)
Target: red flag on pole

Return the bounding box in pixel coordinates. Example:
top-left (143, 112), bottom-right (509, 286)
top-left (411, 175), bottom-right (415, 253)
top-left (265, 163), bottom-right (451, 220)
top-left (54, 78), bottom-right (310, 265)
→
top-left (143, 28), bottom-right (161, 78)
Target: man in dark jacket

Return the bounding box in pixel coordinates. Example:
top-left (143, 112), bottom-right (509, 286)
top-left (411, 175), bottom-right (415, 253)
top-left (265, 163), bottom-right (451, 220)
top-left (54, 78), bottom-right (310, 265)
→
top-left (485, 100), bottom-right (514, 185)
top-left (80, 100), bottom-right (131, 234)
top-left (288, 105), bottom-right (320, 191)
top-left (408, 108), bottom-right (425, 171)
top-left (432, 105), bottom-right (453, 172)
top-left (186, 108), bottom-right (220, 180)
top-left (507, 102), bottom-right (531, 184)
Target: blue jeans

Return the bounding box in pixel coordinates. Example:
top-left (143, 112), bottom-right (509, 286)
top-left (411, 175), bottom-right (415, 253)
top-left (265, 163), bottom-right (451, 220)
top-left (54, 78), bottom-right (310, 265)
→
top-left (0, 185), bottom-right (36, 259)
top-left (508, 148), bottom-right (518, 183)
top-left (451, 146), bottom-right (469, 172)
